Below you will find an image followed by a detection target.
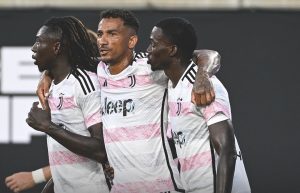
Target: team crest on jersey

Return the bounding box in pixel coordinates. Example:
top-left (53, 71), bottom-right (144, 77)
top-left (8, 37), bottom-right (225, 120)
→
top-left (103, 79), bottom-right (108, 87)
top-left (173, 131), bottom-right (186, 148)
top-left (57, 93), bottom-right (64, 110)
top-left (128, 75), bottom-right (136, 88)
top-left (176, 98), bottom-right (183, 116)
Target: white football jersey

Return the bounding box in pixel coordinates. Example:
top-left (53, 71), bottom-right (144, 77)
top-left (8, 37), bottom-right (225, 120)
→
top-left (168, 62), bottom-right (251, 193)
top-left (98, 54), bottom-right (184, 193)
top-left (47, 68), bottom-right (109, 193)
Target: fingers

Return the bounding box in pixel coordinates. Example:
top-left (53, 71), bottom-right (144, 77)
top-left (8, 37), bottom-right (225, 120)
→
top-left (5, 177), bottom-right (18, 192)
top-left (37, 88), bottom-right (47, 110)
top-left (32, 101), bottom-right (39, 108)
top-left (5, 177), bottom-right (15, 188)
top-left (191, 89), bottom-right (215, 106)
top-left (44, 97), bottom-right (50, 112)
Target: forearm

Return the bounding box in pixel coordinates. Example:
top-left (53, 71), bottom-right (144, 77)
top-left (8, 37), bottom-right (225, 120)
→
top-left (193, 49), bottom-right (221, 77)
top-left (216, 149), bottom-right (236, 193)
top-left (46, 122), bottom-right (107, 163)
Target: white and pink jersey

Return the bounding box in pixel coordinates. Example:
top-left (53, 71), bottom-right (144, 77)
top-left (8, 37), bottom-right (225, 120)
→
top-left (98, 55), bottom-right (184, 193)
top-left (168, 62), bottom-right (251, 193)
top-left (47, 68), bottom-right (109, 193)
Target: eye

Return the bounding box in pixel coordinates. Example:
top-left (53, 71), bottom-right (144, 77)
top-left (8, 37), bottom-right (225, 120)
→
top-left (97, 32), bottom-right (102, 38)
top-left (109, 32), bottom-right (117, 37)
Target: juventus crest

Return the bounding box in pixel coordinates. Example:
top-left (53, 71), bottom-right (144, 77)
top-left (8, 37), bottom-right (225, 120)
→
top-left (57, 93), bottom-right (64, 110)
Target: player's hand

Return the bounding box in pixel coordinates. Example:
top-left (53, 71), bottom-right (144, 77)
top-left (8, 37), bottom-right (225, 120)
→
top-left (192, 72), bottom-right (215, 106)
top-left (5, 172), bottom-right (36, 193)
top-left (26, 101), bottom-right (51, 132)
top-left (103, 162), bottom-right (114, 185)
top-left (36, 71), bottom-right (52, 110)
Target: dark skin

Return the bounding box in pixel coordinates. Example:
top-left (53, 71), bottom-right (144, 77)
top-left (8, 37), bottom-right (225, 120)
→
top-left (28, 25), bottom-right (107, 164)
top-left (147, 26), bottom-right (236, 193)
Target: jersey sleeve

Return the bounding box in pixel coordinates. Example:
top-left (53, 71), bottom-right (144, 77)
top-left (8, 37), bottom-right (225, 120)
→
top-left (75, 70), bottom-right (102, 128)
top-left (200, 76), bottom-right (232, 123)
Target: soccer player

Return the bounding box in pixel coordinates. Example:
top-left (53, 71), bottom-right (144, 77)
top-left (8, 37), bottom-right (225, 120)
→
top-left (26, 16), bottom-right (109, 193)
top-left (147, 17), bottom-right (251, 193)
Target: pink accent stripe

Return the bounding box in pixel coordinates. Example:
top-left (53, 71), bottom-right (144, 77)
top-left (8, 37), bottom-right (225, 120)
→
top-left (203, 101), bottom-right (231, 121)
top-left (48, 96), bottom-right (76, 111)
top-left (168, 101), bottom-right (192, 117)
top-left (111, 178), bottom-right (174, 193)
top-left (104, 123), bottom-right (160, 143)
top-left (179, 151), bottom-right (212, 172)
top-left (84, 111), bottom-right (102, 128)
top-left (49, 150), bottom-right (89, 166)
top-left (98, 75), bottom-right (153, 89)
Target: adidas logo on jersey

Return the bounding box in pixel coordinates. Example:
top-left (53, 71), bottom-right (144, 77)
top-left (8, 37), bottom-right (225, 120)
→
top-left (102, 97), bottom-right (135, 116)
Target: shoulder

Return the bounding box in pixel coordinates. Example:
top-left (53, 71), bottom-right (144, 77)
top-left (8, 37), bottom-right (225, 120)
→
top-left (181, 62), bottom-right (197, 85)
top-left (71, 68), bottom-right (100, 96)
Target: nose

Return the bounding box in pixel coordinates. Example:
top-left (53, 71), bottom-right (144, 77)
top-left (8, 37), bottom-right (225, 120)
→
top-left (31, 42), bottom-right (37, 53)
top-left (146, 44), bottom-right (152, 53)
top-left (97, 34), bottom-right (107, 47)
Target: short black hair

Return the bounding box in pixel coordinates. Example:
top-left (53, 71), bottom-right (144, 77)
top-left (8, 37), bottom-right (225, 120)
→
top-left (155, 17), bottom-right (197, 63)
top-left (44, 16), bottom-right (98, 72)
top-left (100, 9), bottom-right (139, 34)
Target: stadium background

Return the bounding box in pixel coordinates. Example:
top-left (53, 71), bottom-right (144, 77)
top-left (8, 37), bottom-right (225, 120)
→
top-left (0, 1), bottom-right (299, 193)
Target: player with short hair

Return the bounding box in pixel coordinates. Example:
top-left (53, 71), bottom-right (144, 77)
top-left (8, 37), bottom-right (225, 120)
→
top-left (147, 17), bottom-right (251, 193)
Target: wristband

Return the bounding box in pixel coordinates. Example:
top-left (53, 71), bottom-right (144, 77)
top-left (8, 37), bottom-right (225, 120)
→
top-left (32, 168), bottom-right (46, 184)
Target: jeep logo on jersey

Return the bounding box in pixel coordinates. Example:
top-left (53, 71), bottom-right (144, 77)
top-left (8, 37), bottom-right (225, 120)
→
top-left (173, 131), bottom-right (186, 148)
top-left (103, 97), bottom-right (135, 116)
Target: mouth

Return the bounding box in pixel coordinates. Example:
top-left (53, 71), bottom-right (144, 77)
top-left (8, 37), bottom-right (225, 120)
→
top-left (100, 49), bottom-right (109, 56)
top-left (32, 55), bottom-right (37, 64)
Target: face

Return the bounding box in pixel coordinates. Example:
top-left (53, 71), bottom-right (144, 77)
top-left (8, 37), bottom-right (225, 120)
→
top-left (31, 26), bottom-right (59, 72)
top-left (147, 26), bottom-right (173, 71)
top-left (97, 18), bottom-right (136, 65)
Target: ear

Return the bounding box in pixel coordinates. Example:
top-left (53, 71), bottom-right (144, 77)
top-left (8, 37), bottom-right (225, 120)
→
top-left (128, 35), bottom-right (138, 49)
top-left (169, 45), bottom-right (177, 57)
top-left (53, 42), bottom-right (61, 55)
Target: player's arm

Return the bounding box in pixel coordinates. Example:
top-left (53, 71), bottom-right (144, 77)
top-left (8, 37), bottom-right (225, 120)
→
top-left (191, 49), bottom-right (221, 106)
top-left (208, 119), bottom-right (236, 193)
top-left (26, 101), bottom-right (107, 164)
top-left (192, 49), bottom-right (221, 77)
top-left (5, 166), bottom-right (51, 193)
top-left (37, 70), bottom-right (53, 110)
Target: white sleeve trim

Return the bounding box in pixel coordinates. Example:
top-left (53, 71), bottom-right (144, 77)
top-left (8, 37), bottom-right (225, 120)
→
top-left (207, 113), bottom-right (229, 126)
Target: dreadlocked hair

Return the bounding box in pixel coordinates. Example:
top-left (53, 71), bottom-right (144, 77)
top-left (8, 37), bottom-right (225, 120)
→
top-left (44, 16), bottom-right (98, 72)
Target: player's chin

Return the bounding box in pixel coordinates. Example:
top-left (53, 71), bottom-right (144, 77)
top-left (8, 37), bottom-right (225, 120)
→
top-left (99, 55), bottom-right (111, 63)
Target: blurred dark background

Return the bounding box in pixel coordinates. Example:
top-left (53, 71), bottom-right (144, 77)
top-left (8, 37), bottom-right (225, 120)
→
top-left (0, 8), bottom-right (299, 193)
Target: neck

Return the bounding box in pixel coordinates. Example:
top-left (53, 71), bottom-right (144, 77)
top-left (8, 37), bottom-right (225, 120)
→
top-left (108, 51), bottom-right (134, 75)
top-left (50, 57), bottom-right (72, 84)
top-left (165, 58), bottom-right (190, 88)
